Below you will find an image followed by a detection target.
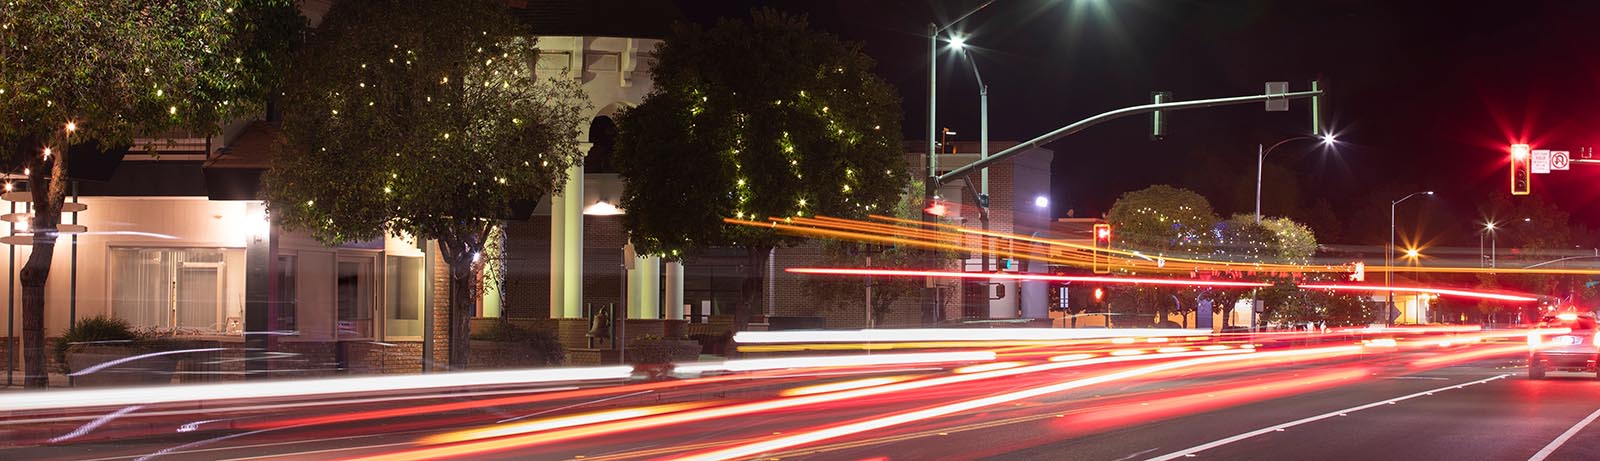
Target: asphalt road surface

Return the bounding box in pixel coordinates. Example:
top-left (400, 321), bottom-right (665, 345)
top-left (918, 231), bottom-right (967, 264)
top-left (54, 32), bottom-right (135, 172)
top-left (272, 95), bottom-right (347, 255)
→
top-left (4, 335), bottom-right (1598, 461)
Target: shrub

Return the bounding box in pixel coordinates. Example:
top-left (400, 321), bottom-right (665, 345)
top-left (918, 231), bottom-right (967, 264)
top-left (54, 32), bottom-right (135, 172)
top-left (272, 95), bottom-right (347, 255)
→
top-left (54, 315), bottom-right (138, 373)
top-left (471, 320), bottom-right (565, 366)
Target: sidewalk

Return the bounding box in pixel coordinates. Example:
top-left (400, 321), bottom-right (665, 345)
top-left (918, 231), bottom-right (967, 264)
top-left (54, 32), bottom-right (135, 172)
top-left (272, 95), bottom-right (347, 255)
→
top-left (0, 370), bottom-right (72, 390)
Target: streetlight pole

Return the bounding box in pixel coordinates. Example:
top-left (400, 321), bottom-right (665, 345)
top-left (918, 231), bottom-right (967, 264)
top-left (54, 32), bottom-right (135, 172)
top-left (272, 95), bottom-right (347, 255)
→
top-left (1255, 135), bottom-right (1335, 223)
top-left (952, 41), bottom-right (991, 271)
top-left (1388, 190), bottom-right (1433, 325)
top-left (926, 1), bottom-right (995, 211)
top-left (925, 1), bottom-right (995, 325)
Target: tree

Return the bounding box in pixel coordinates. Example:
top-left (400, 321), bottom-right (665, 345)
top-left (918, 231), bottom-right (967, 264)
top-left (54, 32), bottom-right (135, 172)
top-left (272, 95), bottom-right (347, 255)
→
top-left (614, 10), bottom-right (905, 331)
top-left (808, 181), bottom-right (937, 326)
top-left (0, 0), bottom-right (302, 387)
top-left (264, 0), bottom-right (587, 369)
top-left (1257, 216), bottom-right (1317, 263)
top-left (1106, 185), bottom-right (1218, 258)
top-left (1104, 186), bottom-right (1219, 324)
top-left (1212, 216), bottom-right (1279, 263)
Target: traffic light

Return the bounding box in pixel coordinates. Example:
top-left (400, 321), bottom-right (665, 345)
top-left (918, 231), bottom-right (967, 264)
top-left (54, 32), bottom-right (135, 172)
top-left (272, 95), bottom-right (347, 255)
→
top-left (1093, 287), bottom-right (1105, 303)
top-left (1092, 223), bottom-right (1112, 274)
top-left (924, 200), bottom-right (948, 217)
top-left (1511, 144), bottom-right (1532, 195)
top-left (1150, 91), bottom-right (1170, 140)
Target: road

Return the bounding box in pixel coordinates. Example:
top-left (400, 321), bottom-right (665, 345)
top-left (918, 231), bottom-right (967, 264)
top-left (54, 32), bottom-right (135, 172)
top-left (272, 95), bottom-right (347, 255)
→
top-left (3, 330), bottom-right (1599, 460)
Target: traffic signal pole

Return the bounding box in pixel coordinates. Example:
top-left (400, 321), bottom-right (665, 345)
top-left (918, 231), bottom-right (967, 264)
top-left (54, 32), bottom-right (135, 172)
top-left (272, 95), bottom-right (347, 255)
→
top-left (920, 85), bottom-right (1323, 327)
top-left (932, 87), bottom-right (1326, 188)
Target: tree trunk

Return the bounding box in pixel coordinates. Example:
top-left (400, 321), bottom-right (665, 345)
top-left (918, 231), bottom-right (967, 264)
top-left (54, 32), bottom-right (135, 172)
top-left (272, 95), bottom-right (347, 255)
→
top-left (20, 232), bottom-right (56, 388)
top-left (735, 245), bottom-right (772, 333)
top-left (21, 147), bottom-right (65, 388)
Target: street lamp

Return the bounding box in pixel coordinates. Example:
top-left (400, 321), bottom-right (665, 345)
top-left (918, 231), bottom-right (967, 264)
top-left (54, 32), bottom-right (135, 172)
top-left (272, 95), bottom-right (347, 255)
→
top-left (927, 1), bottom-right (996, 219)
top-left (951, 36), bottom-right (998, 272)
top-left (1388, 190), bottom-right (1434, 325)
top-left (925, 2), bottom-right (996, 326)
top-left (1255, 133), bottom-right (1336, 223)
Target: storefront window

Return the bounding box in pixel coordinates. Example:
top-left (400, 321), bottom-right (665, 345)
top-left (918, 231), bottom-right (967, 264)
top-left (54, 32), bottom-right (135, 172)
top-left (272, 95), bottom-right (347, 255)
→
top-left (110, 247), bottom-right (235, 333)
top-left (276, 254), bottom-right (297, 333)
top-left (384, 255), bottom-right (424, 338)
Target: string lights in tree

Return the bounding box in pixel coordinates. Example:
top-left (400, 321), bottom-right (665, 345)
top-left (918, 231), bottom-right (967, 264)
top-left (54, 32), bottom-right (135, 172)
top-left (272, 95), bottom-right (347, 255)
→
top-left (614, 9), bottom-right (905, 330)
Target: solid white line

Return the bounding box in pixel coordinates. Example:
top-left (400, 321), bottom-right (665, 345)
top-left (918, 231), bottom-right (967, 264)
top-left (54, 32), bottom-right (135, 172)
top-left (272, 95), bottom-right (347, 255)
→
top-left (1529, 406), bottom-right (1600, 461)
top-left (1145, 374), bottom-right (1510, 461)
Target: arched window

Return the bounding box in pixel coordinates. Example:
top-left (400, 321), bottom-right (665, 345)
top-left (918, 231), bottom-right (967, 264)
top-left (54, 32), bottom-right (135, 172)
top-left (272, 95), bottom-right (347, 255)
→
top-left (586, 116), bottom-right (617, 173)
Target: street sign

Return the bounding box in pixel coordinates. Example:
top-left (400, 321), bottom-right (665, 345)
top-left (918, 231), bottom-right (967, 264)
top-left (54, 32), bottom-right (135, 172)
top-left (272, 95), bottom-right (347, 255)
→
top-left (1264, 82), bottom-right (1288, 111)
top-left (1551, 150), bottom-right (1570, 170)
top-left (1532, 149), bottom-right (1551, 174)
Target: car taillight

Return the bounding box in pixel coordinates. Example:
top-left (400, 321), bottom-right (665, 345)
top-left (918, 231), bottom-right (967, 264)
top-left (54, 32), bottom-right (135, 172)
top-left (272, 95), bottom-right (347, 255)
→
top-left (1528, 334), bottom-right (1542, 347)
top-left (1593, 332), bottom-right (1599, 349)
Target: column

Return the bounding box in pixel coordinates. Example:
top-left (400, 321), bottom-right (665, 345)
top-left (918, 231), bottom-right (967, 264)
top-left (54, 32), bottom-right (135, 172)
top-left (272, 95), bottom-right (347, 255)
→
top-left (549, 187), bottom-right (565, 318)
top-left (625, 253), bottom-right (640, 319)
top-left (664, 261), bottom-right (684, 320)
top-left (560, 161), bottom-right (584, 318)
top-left (638, 256), bottom-right (660, 319)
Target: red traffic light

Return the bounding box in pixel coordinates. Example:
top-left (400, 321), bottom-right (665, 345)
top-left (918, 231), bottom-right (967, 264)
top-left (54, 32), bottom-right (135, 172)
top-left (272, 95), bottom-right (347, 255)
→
top-left (924, 201), bottom-right (948, 217)
top-left (1092, 223), bottom-right (1113, 275)
top-left (1510, 144), bottom-right (1531, 196)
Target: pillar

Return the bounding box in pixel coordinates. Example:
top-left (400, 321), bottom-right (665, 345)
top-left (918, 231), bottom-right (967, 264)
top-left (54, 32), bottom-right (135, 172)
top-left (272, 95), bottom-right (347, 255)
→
top-left (628, 254), bottom-right (660, 319)
top-left (625, 253), bottom-right (640, 319)
top-left (560, 161), bottom-right (584, 318)
top-left (664, 261), bottom-right (684, 320)
top-left (243, 202), bottom-right (273, 378)
top-left (549, 189), bottom-right (565, 318)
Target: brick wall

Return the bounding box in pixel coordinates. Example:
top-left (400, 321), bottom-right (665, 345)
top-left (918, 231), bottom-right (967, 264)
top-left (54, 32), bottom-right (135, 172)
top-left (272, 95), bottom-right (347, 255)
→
top-left (503, 216), bottom-right (552, 319)
top-left (430, 248), bottom-right (451, 371)
top-left (767, 244), bottom-right (934, 329)
top-left (583, 215), bottom-right (626, 318)
top-left (347, 341), bottom-right (424, 374)
top-left (502, 214), bottom-right (628, 321)
top-left (271, 341), bottom-right (339, 378)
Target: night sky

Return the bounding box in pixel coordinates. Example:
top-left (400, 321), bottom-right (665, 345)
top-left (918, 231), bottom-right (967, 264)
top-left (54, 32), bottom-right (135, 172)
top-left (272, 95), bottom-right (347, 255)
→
top-left (672, 0), bottom-right (1600, 246)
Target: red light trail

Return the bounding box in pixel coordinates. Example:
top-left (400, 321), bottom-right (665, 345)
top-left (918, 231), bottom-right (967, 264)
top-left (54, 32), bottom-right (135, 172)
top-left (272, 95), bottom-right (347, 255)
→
top-left (789, 267), bottom-right (1541, 302)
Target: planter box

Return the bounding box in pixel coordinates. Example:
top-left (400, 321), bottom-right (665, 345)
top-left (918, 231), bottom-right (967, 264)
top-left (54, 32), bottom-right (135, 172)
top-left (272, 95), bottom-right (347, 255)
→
top-left (469, 340), bottom-right (564, 369)
top-left (66, 345), bottom-right (179, 387)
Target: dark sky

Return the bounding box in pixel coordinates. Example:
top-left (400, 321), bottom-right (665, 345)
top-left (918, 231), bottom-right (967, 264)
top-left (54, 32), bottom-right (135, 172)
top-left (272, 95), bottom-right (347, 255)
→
top-left (670, 0), bottom-right (1600, 246)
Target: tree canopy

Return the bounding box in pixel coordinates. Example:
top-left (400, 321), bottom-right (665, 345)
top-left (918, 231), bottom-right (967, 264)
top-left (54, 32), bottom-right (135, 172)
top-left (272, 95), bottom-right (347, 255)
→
top-left (1, 0), bottom-right (301, 152)
top-left (267, 0), bottom-right (586, 247)
top-left (1, 0), bottom-right (303, 388)
top-left (615, 10), bottom-right (904, 257)
top-left (1106, 185), bottom-right (1218, 257)
top-left (614, 9), bottom-right (905, 328)
top-left (264, 0), bottom-right (587, 368)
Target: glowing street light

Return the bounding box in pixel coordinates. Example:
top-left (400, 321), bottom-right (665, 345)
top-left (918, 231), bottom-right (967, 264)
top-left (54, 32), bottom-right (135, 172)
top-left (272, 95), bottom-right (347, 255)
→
top-left (1388, 190), bottom-right (1434, 325)
top-left (1255, 133), bottom-right (1338, 223)
top-left (1480, 221), bottom-right (1497, 269)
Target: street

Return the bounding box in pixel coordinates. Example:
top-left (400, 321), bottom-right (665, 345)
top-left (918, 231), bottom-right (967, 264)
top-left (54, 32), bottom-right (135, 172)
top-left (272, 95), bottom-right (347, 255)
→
top-left (6, 332), bottom-right (1599, 460)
